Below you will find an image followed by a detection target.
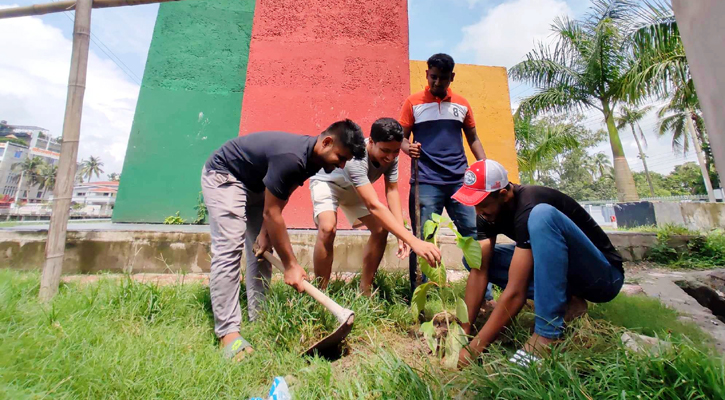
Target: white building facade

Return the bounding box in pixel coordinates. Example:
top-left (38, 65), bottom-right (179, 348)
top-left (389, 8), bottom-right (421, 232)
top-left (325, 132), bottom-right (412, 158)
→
top-left (0, 126), bottom-right (60, 205)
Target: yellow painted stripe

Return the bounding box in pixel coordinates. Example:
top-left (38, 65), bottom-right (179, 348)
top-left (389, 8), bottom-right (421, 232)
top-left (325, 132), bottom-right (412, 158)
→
top-left (409, 61), bottom-right (519, 182)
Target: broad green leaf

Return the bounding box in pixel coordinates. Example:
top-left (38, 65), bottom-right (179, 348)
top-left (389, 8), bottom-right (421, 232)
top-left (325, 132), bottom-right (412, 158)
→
top-left (456, 297), bottom-right (469, 324)
top-left (457, 236), bottom-right (482, 270)
top-left (430, 213), bottom-right (451, 226)
top-left (448, 222), bottom-right (463, 240)
top-left (411, 282), bottom-right (435, 317)
top-left (420, 321), bottom-right (437, 353)
top-left (443, 322), bottom-right (468, 369)
top-left (419, 256), bottom-right (446, 286)
top-left (422, 219), bottom-right (438, 242)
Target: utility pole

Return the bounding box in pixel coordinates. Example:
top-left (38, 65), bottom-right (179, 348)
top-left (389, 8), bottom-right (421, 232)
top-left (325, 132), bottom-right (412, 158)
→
top-left (38, 0), bottom-right (93, 302)
top-left (0, 0), bottom-right (191, 301)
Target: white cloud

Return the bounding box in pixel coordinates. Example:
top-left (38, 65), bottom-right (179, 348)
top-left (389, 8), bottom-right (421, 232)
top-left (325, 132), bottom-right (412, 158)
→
top-left (455, 0), bottom-right (572, 68)
top-left (0, 13), bottom-right (139, 177)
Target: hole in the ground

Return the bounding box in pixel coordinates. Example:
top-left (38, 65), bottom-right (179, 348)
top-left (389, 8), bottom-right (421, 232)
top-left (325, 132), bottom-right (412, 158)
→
top-left (304, 342), bottom-right (350, 361)
top-left (675, 280), bottom-right (725, 323)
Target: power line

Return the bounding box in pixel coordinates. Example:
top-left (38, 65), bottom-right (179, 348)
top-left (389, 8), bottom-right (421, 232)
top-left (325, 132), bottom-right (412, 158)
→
top-left (51, 1), bottom-right (143, 85)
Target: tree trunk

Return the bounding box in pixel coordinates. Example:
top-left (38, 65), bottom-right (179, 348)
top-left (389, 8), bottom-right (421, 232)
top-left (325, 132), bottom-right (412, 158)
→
top-left (603, 102), bottom-right (639, 202)
top-left (13, 171), bottom-right (25, 207)
top-left (39, 0), bottom-right (92, 302)
top-left (630, 124), bottom-right (655, 197)
top-left (685, 109), bottom-right (716, 202)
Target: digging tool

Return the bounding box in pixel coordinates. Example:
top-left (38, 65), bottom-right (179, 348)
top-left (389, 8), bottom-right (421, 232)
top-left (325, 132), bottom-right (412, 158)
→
top-left (412, 144), bottom-right (422, 288)
top-left (261, 251), bottom-right (354, 358)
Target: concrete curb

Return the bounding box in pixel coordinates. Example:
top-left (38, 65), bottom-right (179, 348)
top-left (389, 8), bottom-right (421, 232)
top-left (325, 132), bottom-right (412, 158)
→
top-left (0, 228), bottom-right (663, 274)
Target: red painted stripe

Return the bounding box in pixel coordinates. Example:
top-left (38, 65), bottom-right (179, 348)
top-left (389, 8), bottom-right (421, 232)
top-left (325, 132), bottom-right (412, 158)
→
top-left (240, 0), bottom-right (411, 229)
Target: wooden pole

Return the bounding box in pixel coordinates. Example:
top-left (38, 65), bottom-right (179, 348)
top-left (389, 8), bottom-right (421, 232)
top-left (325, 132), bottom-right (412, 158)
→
top-left (38, 0), bottom-right (93, 302)
top-left (0, 0), bottom-right (185, 19)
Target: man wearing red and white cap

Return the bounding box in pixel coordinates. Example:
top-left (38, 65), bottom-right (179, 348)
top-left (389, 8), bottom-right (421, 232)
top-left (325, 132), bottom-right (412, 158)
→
top-left (453, 159), bottom-right (624, 367)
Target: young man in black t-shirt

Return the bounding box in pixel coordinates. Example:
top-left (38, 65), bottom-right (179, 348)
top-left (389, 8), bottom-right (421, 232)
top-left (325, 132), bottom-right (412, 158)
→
top-left (452, 159), bottom-right (624, 367)
top-left (202, 120), bottom-right (365, 360)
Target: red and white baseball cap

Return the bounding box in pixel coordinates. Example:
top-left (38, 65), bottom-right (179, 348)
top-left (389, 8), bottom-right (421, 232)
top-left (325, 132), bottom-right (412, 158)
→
top-left (451, 159), bottom-right (510, 206)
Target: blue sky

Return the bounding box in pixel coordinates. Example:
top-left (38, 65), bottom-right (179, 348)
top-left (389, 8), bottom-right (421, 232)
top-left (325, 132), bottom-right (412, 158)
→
top-left (0, 0), bottom-right (698, 177)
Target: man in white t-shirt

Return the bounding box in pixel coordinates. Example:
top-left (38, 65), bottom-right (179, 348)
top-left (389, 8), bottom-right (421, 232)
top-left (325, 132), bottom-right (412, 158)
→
top-left (310, 118), bottom-right (441, 295)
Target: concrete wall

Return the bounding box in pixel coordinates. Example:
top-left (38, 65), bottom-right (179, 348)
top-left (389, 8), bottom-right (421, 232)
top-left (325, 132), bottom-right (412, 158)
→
top-left (113, 1), bottom-right (519, 227)
top-left (680, 203), bottom-right (725, 231)
top-left (113, 0), bottom-right (256, 223)
top-left (0, 229), bottom-right (660, 274)
top-left (239, 0), bottom-right (411, 229)
top-left (409, 61), bottom-right (519, 181)
top-left (651, 202), bottom-right (725, 231)
top-left (0, 230), bottom-right (461, 274)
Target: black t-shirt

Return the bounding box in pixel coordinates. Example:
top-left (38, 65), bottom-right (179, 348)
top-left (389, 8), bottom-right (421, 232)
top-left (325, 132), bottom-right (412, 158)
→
top-left (477, 184), bottom-right (623, 272)
top-left (205, 131), bottom-right (320, 200)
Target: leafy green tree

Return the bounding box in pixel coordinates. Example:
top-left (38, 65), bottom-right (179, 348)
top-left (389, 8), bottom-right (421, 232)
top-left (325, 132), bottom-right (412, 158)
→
top-left (515, 116), bottom-right (580, 184)
top-left (510, 0), bottom-right (641, 201)
top-left (665, 162), bottom-right (707, 196)
top-left (11, 156), bottom-right (43, 202)
top-left (80, 156), bottom-right (104, 182)
top-left (38, 162), bottom-right (58, 192)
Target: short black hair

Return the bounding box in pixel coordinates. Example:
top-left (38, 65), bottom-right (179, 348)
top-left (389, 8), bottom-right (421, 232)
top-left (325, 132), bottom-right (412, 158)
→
top-left (323, 119), bottom-right (366, 160)
top-left (370, 118), bottom-right (403, 143)
top-left (427, 53), bottom-right (455, 73)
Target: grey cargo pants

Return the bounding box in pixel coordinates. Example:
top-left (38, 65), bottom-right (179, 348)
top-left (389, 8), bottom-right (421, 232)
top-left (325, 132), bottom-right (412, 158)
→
top-left (201, 167), bottom-right (272, 338)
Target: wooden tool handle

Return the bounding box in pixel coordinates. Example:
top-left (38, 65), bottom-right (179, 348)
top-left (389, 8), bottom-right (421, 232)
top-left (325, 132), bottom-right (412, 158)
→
top-left (262, 252), bottom-right (349, 318)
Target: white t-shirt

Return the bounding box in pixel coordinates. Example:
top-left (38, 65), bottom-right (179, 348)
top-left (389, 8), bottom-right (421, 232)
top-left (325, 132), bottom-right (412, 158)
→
top-left (310, 138), bottom-right (399, 188)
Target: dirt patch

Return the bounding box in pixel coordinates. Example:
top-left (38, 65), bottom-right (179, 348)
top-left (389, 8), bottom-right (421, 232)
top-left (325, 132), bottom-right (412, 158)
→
top-left (332, 327), bottom-right (431, 375)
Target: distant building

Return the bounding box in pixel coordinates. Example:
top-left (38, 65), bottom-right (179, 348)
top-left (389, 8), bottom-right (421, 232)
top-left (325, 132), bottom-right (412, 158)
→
top-left (0, 124), bottom-right (60, 203)
top-left (59, 181), bottom-right (119, 216)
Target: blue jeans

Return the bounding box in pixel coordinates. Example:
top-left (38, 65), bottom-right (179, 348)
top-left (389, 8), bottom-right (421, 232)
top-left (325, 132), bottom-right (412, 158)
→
top-left (485, 204), bottom-right (624, 339)
top-left (409, 183), bottom-right (477, 293)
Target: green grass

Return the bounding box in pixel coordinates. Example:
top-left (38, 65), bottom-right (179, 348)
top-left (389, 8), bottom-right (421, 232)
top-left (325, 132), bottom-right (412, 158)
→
top-left (1, 269), bottom-right (723, 399)
top-left (646, 225), bottom-right (725, 269)
top-left (589, 294), bottom-right (711, 345)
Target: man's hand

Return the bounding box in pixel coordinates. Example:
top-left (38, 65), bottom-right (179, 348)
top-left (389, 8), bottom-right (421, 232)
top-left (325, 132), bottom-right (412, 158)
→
top-left (284, 263), bottom-right (308, 293)
top-left (253, 232), bottom-right (272, 260)
top-left (411, 239), bottom-right (441, 266)
top-left (396, 239), bottom-right (411, 259)
top-left (458, 346), bottom-right (479, 369)
top-left (408, 142), bottom-right (422, 159)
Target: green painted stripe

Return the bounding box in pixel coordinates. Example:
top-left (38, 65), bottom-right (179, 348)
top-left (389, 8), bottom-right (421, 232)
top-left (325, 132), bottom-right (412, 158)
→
top-left (114, 0), bottom-right (255, 223)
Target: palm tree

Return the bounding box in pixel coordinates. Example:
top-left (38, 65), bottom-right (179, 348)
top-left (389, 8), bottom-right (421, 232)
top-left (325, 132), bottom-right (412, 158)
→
top-left (515, 117), bottom-right (579, 183)
top-left (656, 101), bottom-right (705, 153)
top-left (616, 105), bottom-right (655, 196)
top-left (510, 0), bottom-right (640, 202)
top-left (592, 152), bottom-right (613, 179)
top-left (656, 100), bottom-right (715, 201)
top-left (80, 156), bottom-right (104, 182)
top-left (624, 0), bottom-right (716, 201)
top-left (11, 156), bottom-right (43, 205)
top-left (37, 162), bottom-right (58, 192)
